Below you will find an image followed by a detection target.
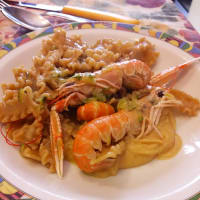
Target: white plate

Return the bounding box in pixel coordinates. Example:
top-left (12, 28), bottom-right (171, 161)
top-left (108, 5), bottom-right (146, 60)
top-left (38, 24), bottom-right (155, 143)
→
top-left (0, 25), bottom-right (200, 200)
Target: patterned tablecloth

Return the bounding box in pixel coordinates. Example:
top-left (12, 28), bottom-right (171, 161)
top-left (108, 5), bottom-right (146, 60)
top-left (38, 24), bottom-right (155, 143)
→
top-left (0, 0), bottom-right (200, 200)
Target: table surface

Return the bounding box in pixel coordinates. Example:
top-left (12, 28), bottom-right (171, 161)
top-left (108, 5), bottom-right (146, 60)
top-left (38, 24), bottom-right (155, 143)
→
top-left (0, 0), bottom-right (200, 200)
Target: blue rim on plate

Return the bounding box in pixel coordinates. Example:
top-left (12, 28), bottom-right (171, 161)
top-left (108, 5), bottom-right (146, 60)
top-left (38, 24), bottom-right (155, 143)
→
top-left (0, 21), bottom-right (200, 200)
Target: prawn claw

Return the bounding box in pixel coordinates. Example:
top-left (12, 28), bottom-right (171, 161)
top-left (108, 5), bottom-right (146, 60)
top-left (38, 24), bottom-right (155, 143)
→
top-left (50, 109), bottom-right (64, 178)
top-left (150, 57), bottom-right (200, 88)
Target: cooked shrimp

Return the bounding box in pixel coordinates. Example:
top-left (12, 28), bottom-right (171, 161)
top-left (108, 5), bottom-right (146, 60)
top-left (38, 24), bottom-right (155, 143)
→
top-left (52, 57), bottom-right (200, 111)
top-left (77, 101), bottom-right (115, 121)
top-left (73, 110), bottom-right (141, 173)
top-left (73, 90), bottom-right (182, 173)
top-left (51, 59), bottom-right (152, 111)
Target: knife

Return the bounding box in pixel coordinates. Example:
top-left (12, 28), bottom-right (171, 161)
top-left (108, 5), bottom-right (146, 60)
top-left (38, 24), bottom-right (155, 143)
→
top-left (5, 0), bottom-right (140, 25)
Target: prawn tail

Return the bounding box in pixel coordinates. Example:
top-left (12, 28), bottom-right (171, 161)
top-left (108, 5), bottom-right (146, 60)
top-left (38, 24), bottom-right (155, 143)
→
top-left (77, 101), bottom-right (115, 121)
top-left (73, 129), bottom-right (114, 173)
top-left (73, 111), bottom-right (133, 173)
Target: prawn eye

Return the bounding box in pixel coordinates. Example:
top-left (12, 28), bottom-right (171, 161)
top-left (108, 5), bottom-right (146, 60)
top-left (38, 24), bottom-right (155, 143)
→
top-left (157, 90), bottom-right (164, 98)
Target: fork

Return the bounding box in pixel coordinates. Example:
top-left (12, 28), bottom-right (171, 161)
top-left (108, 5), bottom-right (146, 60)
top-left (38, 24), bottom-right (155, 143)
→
top-left (0, 0), bottom-right (9, 9)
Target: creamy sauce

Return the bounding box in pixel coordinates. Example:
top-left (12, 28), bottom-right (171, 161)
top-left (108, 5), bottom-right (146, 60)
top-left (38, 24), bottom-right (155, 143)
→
top-left (88, 110), bottom-right (182, 178)
top-left (157, 134), bottom-right (182, 160)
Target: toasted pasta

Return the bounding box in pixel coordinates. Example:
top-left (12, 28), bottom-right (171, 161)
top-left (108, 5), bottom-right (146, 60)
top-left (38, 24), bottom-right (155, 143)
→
top-left (0, 86), bottom-right (39, 122)
top-left (39, 138), bottom-right (56, 173)
top-left (7, 117), bottom-right (43, 150)
top-left (33, 28), bottom-right (159, 82)
top-left (20, 145), bottom-right (41, 162)
top-left (20, 138), bottom-right (56, 173)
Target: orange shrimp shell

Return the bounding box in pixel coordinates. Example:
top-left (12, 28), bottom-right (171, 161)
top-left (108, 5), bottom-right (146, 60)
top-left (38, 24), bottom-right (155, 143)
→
top-left (73, 110), bottom-right (138, 173)
top-left (77, 101), bottom-right (115, 121)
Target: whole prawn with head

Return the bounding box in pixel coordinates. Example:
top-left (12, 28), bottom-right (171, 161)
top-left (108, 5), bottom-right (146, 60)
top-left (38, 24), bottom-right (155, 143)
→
top-left (52, 59), bottom-right (152, 112)
top-left (50, 57), bottom-right (199, 177)
top-left (50, 59), bottom-right (152, 177)
top-left (73, 57), bottom-right (200, 174)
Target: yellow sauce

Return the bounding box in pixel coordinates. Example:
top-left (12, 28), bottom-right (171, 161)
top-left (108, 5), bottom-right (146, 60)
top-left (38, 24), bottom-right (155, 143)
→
top-left (157, 134), bottom-right (182, 160)
top-left (89, 109), bottom-right (182, 178)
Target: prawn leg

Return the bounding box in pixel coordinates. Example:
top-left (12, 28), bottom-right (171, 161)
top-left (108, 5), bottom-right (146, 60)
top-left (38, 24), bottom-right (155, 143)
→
top-left (54, 92), bottom-right (87, 112)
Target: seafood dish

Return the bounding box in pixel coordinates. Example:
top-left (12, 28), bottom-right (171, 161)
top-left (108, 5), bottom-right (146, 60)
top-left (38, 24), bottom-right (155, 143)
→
top-left (0, 28), bottom-right (200, 178)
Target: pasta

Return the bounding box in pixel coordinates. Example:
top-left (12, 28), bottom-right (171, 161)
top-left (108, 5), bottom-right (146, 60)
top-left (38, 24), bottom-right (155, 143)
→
top-left (0, 28), bottom-right (199, 177)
